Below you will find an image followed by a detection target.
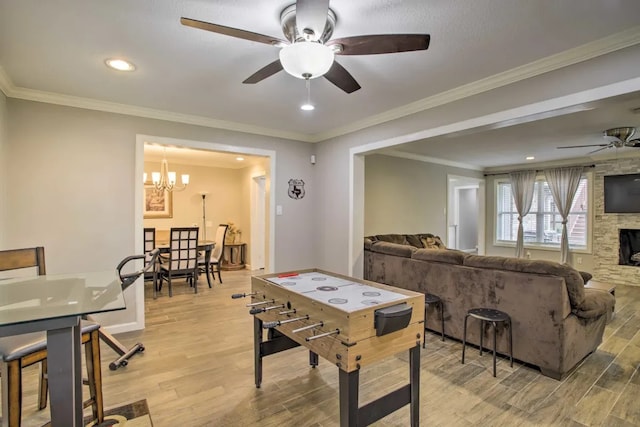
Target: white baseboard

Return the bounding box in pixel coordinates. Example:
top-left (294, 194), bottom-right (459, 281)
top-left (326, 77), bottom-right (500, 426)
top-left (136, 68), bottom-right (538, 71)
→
top-left (103, 321), bottom-right (143, 335)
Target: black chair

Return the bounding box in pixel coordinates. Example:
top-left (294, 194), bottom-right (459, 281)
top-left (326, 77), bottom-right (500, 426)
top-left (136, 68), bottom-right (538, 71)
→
top-left (85, 248), bottom-right (159, 371)
top-left (158, 227), bottom-right (200, 296)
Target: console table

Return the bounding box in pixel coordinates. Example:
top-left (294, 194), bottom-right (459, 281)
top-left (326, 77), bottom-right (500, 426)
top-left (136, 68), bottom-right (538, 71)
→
top-left (222, 243), bottom-right (246, 270)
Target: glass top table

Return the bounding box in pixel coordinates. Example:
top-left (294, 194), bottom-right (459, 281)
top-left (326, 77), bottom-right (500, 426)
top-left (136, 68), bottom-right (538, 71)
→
top-left (0, 270), bottom-right (126, 426)
top-left (0, 270), bottom-right (125, 330)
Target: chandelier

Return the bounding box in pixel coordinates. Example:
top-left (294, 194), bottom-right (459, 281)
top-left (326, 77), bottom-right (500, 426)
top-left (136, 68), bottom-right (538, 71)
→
top-left (144, 154), bottom-right (189, 192)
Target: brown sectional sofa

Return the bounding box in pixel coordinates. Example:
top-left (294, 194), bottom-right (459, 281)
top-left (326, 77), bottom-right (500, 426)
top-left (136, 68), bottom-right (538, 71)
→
top-left (363, 234), bottom-right (615, 380)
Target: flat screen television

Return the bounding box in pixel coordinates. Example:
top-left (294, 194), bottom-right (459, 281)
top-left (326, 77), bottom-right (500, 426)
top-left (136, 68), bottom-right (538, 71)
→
top-left (604, 173), bottom-right (640, 213)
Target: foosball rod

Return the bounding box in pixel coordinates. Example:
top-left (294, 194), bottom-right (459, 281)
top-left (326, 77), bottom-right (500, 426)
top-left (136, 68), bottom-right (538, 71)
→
top-left (263, 315), bottom-right (310, 329)
top-left (249, 304), bottom-right (285, 315)
top-left (245, 299), bottom-right (275, 307)
top-left (306, 329), bottom-right (340, 342)
top-left (292, 322), bottom-right (323, 333)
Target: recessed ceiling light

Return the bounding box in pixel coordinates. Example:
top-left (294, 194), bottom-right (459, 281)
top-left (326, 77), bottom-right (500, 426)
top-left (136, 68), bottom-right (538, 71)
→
top-left (300, 103), bottom-right (315, 111)
top-left (236, 156), bottom-right (244, 161)
top-left (525, 156), bottom-right (535, 160)
top-left (105, 58), bottom-right (136, 71)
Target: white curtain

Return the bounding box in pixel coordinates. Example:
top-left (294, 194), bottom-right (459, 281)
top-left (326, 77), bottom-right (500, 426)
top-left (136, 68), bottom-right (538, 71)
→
top-left (509, 170), bottom-right (537, 258)
top-left (544, 166), bottom-right (583, 264)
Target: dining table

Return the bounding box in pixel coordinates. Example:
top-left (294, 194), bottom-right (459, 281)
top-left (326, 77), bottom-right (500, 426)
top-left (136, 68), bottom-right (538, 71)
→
top-left (0, 270), bottom-right (126, 427)
top-left (155, 240), bottom-right (216, 297)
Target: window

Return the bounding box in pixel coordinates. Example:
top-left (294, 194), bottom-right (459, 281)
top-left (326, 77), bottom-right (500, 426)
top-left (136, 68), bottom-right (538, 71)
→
top-left (496, 176), bottom-right (588, 249)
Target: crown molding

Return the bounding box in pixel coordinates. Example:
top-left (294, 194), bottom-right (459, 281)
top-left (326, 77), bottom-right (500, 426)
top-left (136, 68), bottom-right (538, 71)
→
top-left (2, 25), bottom-right (640, 144)
top-left (379, 149), bottom-right (483, 171)
top-left (0, 67), bottom-right (312, 143)
top-left (312, 25), bottom-right (640, 142)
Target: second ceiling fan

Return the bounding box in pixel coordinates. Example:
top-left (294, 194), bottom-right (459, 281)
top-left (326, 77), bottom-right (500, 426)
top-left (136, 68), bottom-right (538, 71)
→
top-left (181, 0), bottom-right (430, 94)
top-left (557, 127), bottom-right (640, 154)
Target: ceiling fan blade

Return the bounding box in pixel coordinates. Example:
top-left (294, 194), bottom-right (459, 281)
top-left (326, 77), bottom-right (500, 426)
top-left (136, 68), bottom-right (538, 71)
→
top-left (181, 17), bottom-right (287, 46)
top-left (323, 61), bottom-right (361, 94)
top-left (295, 0), bottom-right (330, 41)
top-left (624, 139), bottom-right (640, 148)
top-left (242, 60), bottom-right (283, 84)
top-left (556, 144), bottom-right (610, 149)
top-left (588, 146), bottom-right (611, 154)
top-left (328, 34), bottom-right (430, 55)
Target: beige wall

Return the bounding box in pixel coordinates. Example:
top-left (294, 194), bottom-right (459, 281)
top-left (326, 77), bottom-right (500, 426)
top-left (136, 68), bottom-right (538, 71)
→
top-left (2, 99), bottom-right (314, 330)
top-left (0, 90), bottom-right (6, 247)
top-left (142, 160), bottom-right (260, 242)
top-left (364, 154), bottom-right (482, 238)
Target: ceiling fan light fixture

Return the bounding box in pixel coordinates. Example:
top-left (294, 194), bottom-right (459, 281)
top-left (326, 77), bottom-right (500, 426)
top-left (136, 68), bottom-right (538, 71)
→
top-left (279, 41), bottom-right (334, 79)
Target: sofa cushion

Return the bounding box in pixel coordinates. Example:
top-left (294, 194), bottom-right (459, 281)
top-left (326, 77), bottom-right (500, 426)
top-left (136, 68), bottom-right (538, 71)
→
top-left (368, 241), bottom-right (416, 258)
top-left (374, 234), bottom-right (408, 245)
top-left (463, 255), bottom-right (585, 307)
top-left (412, 248), bottom-right (466, 265)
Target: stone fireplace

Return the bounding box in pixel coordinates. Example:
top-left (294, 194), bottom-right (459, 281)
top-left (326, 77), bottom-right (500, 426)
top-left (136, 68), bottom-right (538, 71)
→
top-left (619, 229), bottom-right (640, 266)
top-left (593, 159), bottom-right (640, 286)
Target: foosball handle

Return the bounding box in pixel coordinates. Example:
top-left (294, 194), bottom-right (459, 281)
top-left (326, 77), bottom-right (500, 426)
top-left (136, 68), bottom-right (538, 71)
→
top-left (263, 321), bottom-right (279, 329)
top-left (249, 307), bottom-right (265, 315)
top-left (232, 292), bottom-right (257, 299)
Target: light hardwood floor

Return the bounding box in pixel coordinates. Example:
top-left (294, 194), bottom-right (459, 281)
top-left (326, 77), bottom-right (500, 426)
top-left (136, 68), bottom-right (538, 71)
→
top-left (10, 270), bottom-right (640, 426)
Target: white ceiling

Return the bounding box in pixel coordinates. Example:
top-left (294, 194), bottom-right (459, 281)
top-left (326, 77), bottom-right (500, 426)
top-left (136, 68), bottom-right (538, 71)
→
top-left (144, 143), bottom-right (266, 169)
top-left (2, 0), bottom-right (640, 169)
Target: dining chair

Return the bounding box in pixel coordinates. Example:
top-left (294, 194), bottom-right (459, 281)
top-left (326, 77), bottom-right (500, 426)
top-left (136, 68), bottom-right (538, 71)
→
top-left (0, 247), bottom-right (105, 427)
top-left (143, 227), bottom-right (156, 283)
top-left (158, 227), bottom-right (200, 296)
top-left (198, 224), bottom-right (228, 285)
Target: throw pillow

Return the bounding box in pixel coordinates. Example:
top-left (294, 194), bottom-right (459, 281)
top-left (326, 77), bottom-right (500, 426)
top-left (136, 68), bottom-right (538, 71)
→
top-left (578, 271), bottom-right (593, 284)
top-left (421, 235), bottom-right (447, 250)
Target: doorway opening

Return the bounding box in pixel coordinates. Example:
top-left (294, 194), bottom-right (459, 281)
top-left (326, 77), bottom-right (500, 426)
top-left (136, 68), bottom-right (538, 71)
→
top-left (447, 175), bottom-right (485, 254)
top-left (134, 135), bottom-right (276, 329)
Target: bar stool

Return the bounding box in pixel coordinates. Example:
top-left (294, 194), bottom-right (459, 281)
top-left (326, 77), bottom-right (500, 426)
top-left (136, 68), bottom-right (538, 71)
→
top-left (0, 321), bottom-right (104, 426)
top-left (423, 293), bottom-right (445, 348)
top-left (461, 307), bottom-right (513, 377)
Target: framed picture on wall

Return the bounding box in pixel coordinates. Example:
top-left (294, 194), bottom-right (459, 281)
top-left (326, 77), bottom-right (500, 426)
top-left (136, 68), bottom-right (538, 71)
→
top-left (144, 186), bottom-right (173, 218)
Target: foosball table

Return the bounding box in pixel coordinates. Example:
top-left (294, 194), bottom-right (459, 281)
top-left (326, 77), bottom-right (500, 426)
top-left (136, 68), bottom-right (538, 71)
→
top-left (233, 268), bottom-right (425, 426)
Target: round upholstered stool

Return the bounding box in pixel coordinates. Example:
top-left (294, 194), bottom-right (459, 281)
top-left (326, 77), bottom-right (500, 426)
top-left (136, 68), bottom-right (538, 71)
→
top-left (423, 293), bottom-right (445, 348)
top-left (461, 308), bottom-right (513, 377)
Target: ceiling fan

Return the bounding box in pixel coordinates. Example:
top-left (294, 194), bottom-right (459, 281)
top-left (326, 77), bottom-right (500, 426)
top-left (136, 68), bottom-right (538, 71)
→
top-left (180, 0), bottom-right (430, 94)
top-left (557, 127), bottom-right (640, 154)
